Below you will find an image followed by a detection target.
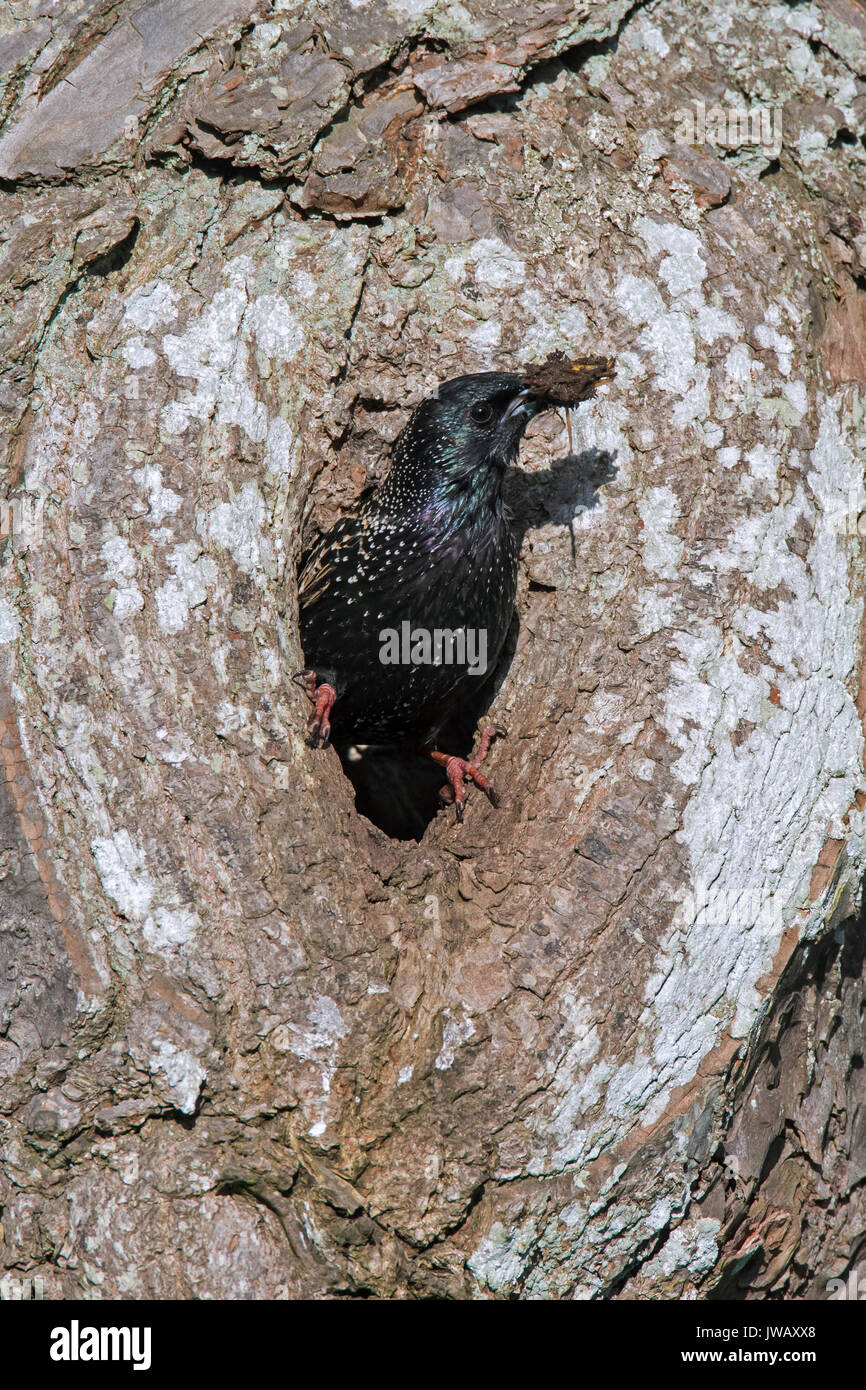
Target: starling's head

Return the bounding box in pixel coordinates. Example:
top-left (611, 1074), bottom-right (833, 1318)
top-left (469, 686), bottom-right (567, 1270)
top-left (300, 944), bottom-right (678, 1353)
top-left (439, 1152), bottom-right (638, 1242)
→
top-left (412, 372), bottom-right (539, 475)
top-left (378, 361), bottom-right (613, 528)
top-left (381, 373), bottom-right (541, 527)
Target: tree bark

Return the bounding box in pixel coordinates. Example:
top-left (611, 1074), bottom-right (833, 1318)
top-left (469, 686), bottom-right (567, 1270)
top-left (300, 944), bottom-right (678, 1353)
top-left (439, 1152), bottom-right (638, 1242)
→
top-left (1, 0), bottom-right (866, 1299)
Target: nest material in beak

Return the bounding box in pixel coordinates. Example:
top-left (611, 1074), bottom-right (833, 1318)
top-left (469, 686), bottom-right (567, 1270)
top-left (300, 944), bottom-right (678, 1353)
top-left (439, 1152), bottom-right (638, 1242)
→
top-left (519, 351), bottom-right (616, 406)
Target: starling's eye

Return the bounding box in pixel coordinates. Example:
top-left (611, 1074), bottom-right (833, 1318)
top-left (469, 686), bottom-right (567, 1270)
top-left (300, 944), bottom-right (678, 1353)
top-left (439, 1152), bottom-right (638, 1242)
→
top-left (470, 401), bottom-right (494, 425)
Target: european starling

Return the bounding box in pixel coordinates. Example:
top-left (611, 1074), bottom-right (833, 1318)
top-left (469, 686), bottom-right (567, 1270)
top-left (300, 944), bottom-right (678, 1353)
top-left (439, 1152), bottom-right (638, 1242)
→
top-left (297, 356), bottom-right (615, 817)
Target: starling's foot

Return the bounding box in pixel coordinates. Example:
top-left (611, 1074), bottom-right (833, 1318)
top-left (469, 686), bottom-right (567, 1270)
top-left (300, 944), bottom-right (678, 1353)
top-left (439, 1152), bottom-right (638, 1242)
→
top-left (429, 723), bottom-right (507, 821)
top-left (293, 669), bottom-right (338, 748)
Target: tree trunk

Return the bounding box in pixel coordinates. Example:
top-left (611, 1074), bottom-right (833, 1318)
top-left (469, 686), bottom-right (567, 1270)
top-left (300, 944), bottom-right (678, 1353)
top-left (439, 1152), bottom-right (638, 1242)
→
top-left (1, 0), bottom-right (865, 1300)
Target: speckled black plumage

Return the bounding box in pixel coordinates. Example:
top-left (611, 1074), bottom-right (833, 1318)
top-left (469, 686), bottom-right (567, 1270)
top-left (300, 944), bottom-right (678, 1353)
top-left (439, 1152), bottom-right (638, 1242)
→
top-left (298, 372), bottom-right (540, 747)
top-left (298, 360), bottom-right (614, 753)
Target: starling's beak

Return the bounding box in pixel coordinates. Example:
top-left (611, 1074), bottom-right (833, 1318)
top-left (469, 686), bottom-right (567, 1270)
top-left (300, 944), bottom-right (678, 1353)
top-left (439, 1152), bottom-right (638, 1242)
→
top-left (500, 388), bottom-right (534, 423)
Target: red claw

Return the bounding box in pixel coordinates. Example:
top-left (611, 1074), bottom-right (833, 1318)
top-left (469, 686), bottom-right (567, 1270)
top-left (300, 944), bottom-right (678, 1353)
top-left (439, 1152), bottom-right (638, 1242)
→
top-left (428, 723), bottom-right (506, 820)
top-left (294, 670), bottom-right (338, 749)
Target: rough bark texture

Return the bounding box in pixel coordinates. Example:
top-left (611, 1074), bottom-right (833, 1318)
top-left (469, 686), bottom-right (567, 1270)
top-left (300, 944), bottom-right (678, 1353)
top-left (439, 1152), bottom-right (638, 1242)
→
top-left (1, 0), bottom-right (866, 1300)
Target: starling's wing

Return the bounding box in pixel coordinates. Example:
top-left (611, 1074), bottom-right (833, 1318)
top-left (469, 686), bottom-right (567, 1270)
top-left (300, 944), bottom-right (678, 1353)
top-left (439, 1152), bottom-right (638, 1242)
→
top-left (298, 506), bottom-right (516, 744)
top-left (299, 510), bottom-right (439, 617)
top-left (298, 516), bottom-right (358, 612)
top-left (298, 508), bottom-right (464, 687)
